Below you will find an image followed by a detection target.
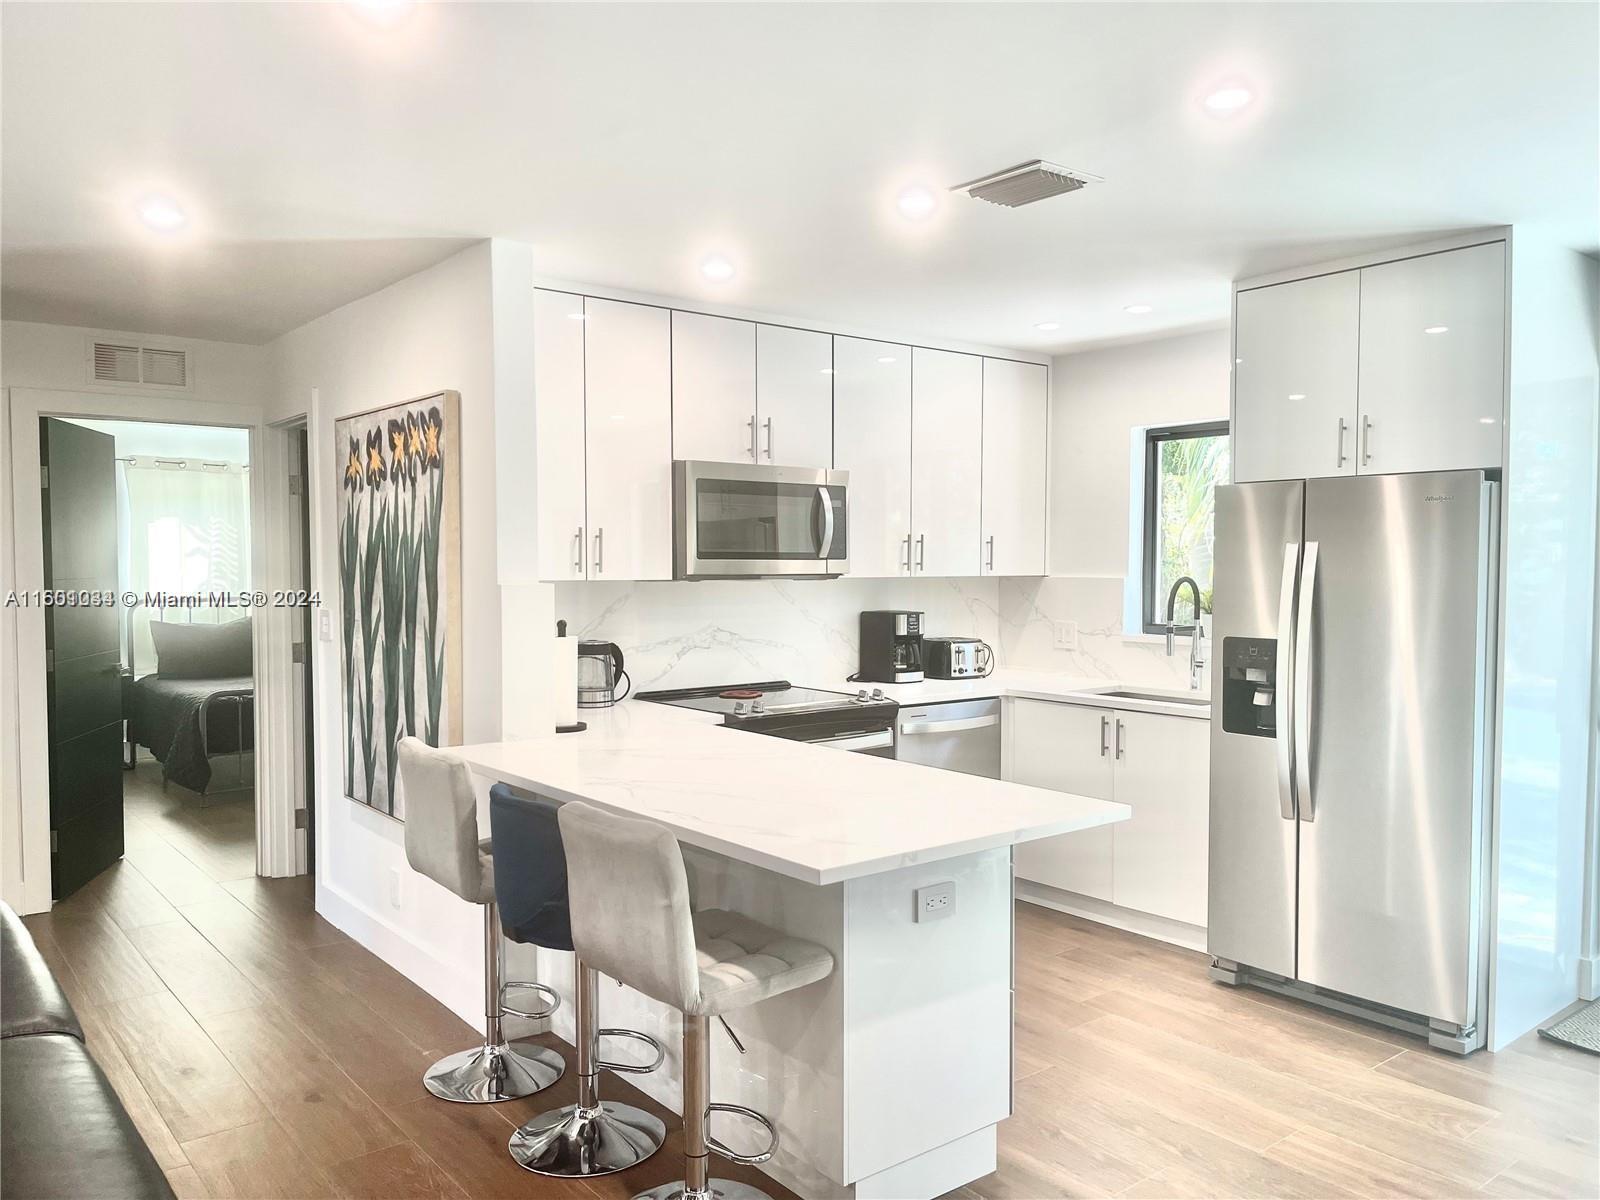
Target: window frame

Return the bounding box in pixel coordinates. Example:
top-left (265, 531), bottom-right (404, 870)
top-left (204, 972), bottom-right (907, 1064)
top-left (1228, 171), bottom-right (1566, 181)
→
top-left (1141, 420), bottom-right (1230, 635)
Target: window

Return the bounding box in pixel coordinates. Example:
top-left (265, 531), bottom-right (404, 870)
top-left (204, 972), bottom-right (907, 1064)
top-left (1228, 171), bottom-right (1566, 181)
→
top-left (1142, 421), bottom-right (1230, 634)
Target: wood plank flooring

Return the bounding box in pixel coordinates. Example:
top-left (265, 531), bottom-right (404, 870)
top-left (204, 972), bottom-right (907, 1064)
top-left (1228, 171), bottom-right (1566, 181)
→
top-left (20, 761), bottom-right (1596, 1198)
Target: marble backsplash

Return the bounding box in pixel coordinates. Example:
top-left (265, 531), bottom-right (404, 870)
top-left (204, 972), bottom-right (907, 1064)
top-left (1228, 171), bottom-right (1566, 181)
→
top-left (553, 573), bottom-right (1205, 693)
top-left (997, 575), bottom-right (1206, 689)
top-left (554, 577), bottom-right (1003, 691)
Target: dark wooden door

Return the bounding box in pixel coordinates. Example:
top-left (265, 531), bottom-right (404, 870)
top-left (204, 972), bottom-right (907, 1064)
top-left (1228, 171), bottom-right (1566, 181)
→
top-left (41, 417), bottom-right (124, 899)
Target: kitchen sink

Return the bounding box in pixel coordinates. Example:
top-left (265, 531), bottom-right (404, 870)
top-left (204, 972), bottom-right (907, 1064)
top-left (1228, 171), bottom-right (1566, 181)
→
top-left (1095, 689), bottom-right (1210, 706)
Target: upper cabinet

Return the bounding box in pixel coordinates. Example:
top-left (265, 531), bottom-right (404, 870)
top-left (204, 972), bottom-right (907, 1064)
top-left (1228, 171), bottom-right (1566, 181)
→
top-left (833, 336), bottom-right (913, 577)
top-left (756, 325), bottom-right (833, 467)
top-left (583, 298), bottom-right (673, 581)
top-left (911, 348), bottom-right (983, 578)
top-left (1232, 241), bottom-right (1507, 484)
top-left (1356, 242), bottom-right (1506, 475)
top-left (1233, 272), bottom-right (1361, 483)
top-left (981, 359), bottom-right (1048, 576)
top-left (671, 312), bottom-right (757, 463)
top-left (534, 290), bottom-right (590, 581)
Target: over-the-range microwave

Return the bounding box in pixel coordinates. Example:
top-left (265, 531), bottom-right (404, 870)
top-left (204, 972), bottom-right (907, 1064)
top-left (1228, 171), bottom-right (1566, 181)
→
top-left (673, 460), bottom-right (849, 580)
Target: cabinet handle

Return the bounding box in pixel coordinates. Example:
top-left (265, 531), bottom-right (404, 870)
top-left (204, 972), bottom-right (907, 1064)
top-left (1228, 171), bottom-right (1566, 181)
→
top-left (1361, 415), bottom-right (1373, 466)
top-left (1100, 714), bottom-right (1110, 758)
top-left (747, 417), bottom-right (757, 462)
top-left (986, 534), bottom-right (995, 572)
top-left (593, 528), bottom-right (603, 575)
top-left (901, 534), bottom-right (912, 574)
top-left (915, 533), bottom-right (926, 572)
top-left (763, 417), bottom-right (773, 460)
top-left (1115, 717), bottom-right (1125, 760)
top-left (1336, 418), bottom-right (1347, 468)
top-left (573, 527), bottom-right (584, 575)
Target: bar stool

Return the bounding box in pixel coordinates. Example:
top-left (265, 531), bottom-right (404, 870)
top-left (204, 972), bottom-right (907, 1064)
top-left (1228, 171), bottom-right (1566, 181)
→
top-left (557, 801), bottom-right (836, 1200)
top-left (396, 738), bottom-right (565, 1103)
top-left (489, 785), bottom-right (667, 1177)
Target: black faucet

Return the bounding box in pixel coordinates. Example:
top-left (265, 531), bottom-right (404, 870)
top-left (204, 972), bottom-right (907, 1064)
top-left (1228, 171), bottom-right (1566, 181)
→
top-left (1164, 576), bottom-right (1206, 690)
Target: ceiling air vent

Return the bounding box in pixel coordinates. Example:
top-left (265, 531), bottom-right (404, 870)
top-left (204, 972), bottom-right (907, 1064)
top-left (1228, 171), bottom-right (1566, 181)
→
top-left (951, 159), bottom-right (1102, 207)
top-left (88, 339), bottom-right (191, 389)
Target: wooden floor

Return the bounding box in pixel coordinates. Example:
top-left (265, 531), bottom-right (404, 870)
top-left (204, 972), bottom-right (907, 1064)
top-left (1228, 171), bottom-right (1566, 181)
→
top-left (22, 771), bottom-right (1598, 1199)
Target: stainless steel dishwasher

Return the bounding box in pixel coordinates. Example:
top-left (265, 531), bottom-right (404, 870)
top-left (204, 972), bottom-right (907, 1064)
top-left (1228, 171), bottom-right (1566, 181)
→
top-left (894, 697), bottom-right (1001, 778)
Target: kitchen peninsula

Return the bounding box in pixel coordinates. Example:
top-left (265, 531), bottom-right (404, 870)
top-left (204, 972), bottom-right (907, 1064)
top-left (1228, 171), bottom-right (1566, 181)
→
top-left (455, 699), bottom-right (1128, 1200)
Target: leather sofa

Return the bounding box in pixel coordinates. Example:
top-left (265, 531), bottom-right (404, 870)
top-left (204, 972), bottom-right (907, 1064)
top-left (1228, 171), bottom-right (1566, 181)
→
top-left (1, 902), bottom-right (175, 1200)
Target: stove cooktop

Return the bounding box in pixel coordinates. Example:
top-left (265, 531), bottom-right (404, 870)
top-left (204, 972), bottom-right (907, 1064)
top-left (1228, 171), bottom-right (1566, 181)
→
top-left (636, 680), bottom-right (894, 723)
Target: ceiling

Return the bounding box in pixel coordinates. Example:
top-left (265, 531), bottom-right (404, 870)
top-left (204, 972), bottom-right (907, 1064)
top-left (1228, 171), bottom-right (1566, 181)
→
top-left (3, 3), bottom-right (1595, 351)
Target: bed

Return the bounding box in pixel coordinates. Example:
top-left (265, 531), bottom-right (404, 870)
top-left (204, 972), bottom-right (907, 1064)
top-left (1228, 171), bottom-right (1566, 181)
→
top-left (123, 618), bottom-right (254, 800)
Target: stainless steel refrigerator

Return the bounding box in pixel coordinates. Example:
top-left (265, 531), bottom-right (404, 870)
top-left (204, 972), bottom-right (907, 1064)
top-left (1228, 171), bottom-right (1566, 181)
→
top-left (1207, 470), bottom-right (1498, 1054)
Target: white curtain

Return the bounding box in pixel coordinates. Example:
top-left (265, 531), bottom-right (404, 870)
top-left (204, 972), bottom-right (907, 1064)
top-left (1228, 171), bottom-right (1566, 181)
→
top-left (121, 460), bottom-right (252, 674)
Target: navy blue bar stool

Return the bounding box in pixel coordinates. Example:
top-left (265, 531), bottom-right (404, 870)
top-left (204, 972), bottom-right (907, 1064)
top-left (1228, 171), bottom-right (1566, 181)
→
top-left (489, 784), bottom-right (667, 1177)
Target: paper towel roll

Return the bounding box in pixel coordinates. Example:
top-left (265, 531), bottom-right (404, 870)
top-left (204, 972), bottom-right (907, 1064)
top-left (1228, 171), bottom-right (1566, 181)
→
top-left (553, 635), bottom-right (579, 727)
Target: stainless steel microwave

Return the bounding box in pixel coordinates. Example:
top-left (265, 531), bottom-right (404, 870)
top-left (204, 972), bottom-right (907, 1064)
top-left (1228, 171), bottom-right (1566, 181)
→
top-left (673, 460), bottom-right (849, 579)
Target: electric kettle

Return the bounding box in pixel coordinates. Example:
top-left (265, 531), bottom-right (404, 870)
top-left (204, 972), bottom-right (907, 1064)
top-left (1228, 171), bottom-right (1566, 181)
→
top-left (576, 640), bottom-right (630, 708)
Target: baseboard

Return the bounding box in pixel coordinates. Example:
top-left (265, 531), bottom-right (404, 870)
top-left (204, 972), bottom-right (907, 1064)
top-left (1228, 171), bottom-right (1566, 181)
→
top-left (1015, 880), bottom-right (1207, 952)
top-left (315, 879), bottom-right (482, 1028)
top-left (1580, 954), bottom-right (1599, 1002)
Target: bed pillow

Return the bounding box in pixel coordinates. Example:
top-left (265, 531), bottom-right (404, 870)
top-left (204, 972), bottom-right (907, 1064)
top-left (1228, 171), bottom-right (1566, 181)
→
top-left (150, 618), bottom-right (253, 679)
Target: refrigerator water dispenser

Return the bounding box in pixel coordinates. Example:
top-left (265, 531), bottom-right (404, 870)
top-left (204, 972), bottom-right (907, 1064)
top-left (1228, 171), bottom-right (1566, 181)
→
top-left (1220, 637), bottom-right (1277, 737)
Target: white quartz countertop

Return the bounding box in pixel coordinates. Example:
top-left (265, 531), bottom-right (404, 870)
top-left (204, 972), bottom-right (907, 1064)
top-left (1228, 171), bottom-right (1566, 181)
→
top-left (454, 698), bottom-right (1129, 886)
top-left (829, 668), bottom-right (1213, 721)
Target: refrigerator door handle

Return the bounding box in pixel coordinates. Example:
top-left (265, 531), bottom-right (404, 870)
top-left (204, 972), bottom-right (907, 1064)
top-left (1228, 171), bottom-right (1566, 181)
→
top-left (1294, 541), bottom-right (1319, 822)
top-left (1275, 542), bottom-right (1300, 821)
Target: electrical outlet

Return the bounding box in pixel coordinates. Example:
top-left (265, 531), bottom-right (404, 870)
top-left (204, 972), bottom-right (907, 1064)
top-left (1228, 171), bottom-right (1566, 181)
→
top-left (915, 881), bottom-right (955, 923)
top-left (319, 609), bottom-right (334, 642)
top-left (389, 868), bottom-right (403, 908)
top-left (1053, 620), bottom-right (1078, 651)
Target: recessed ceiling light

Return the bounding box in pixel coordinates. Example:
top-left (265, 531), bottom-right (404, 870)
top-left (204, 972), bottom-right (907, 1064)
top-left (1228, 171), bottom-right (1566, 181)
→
top-left (1202, 83), bottom-right (1253, 116)
top-left (1034, 321), bottom-right (1061, 332)
top-left (567, 312), bottom-right (586, 321)
top-left (1479, 416), bottom-right (1497, 424)
top-left (876, 356), bottom-right (897, 364)
top-left (1124, 304), bottom-right (1153, 315)
top-left (699, 254), bottom-right (735, 283)
top-left (349, 0), bottom-right (415, 29)
top-left (820, 368), bottom-right (837, 375)
top-left (896, 185), bottom-right (937, 222)
top-left (135, 193), bottom-right (187, 233)
top-left (1288, 393), bottom-right (1307, 401)
top-left (1424, 325), bottom-right (1449, 334)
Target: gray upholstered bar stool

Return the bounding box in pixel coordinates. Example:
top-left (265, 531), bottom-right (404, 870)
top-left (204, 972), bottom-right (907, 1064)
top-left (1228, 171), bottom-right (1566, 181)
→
top-left (558, 801), bottom-right (836, 1200)
top-left (397, 738), bottom-right (565, 1103)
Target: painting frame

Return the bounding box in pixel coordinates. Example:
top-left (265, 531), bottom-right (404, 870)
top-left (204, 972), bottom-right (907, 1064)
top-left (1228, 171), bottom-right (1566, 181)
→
top-left (334, 388), bottom-right (462, 820)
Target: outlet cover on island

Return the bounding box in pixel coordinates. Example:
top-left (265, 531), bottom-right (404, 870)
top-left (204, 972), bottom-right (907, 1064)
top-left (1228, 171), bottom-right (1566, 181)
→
top-left (915, 881), bottom-right (955, 923)
top-left (1053, 620), bottom-right (1078, 651)
top-left (390, 868), bottom-right (403, 908)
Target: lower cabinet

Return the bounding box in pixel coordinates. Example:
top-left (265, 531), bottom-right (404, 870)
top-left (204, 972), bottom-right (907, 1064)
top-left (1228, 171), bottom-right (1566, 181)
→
top-left (1008, 699), bottom-right (1209, 926)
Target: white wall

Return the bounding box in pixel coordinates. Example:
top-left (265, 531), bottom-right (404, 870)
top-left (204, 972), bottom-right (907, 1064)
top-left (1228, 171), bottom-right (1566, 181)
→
top-left (1489, 238), bottom-right (1600, 1047)
top-left (61, 418), bottom-right (251, 463)
top-left (999, 328), bottom-right (1230, 685)
top-left (269, 240), bottom-right (514, 1022)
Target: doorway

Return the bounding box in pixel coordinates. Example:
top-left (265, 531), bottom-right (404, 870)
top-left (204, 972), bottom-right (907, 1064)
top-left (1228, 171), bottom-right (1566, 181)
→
top-left (44, 416), bottom-right (257, 899)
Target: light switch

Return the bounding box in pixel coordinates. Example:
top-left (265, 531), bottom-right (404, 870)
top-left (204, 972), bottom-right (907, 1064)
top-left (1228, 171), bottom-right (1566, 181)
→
top-left (1053, 620), bottom-right (1078, 650)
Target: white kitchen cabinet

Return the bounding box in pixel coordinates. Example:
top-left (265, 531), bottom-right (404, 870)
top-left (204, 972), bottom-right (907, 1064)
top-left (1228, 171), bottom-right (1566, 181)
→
top-left (534, 289), bottom-right (589, 581)
top-left (671, 311), bottom-right (757, 463)
top-left (1009, 700), bottom-right (1116, 901)
top-left (1232, 271), bottom-right (1361, 483)
top-left (1108, 709), bottom-right (1209, 925)
top-left (756, 324), bottom-right (833, 467)
top-left (833, 336), bottom-right (912, 577)
top-left (911, 347), bottom-right (983, 577)
top-left (585, 298), bottom-right (673, 581)
top-left (981, 359), bottom-right (1048, 576)
top-left (1355, 242), bottom-right (1506, 474)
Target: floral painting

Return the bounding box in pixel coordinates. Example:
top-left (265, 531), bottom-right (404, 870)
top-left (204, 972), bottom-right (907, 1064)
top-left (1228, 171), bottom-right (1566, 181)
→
top-left (335, 390), bottom-right (461, 819)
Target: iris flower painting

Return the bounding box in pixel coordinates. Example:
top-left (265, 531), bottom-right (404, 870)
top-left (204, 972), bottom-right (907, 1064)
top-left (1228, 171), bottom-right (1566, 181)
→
top-left (335, 390), bottom-right (461, 818)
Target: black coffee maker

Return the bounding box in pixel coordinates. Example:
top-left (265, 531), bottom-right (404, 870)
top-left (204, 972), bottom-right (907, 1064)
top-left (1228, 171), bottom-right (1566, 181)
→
top-left (858, 611), bottom-right (925, 683)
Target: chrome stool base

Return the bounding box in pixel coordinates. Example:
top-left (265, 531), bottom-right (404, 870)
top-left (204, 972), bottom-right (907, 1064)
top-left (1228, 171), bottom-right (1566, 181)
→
top-left (509, 1100), bottom-right (667, 1176)
top-left (633, 1180), bottom-right (772, 1200)
top-left (423, 1040), bottom-right (565, 1104)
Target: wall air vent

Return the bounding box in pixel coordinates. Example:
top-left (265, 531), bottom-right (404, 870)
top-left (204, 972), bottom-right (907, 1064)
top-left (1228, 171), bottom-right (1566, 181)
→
top-left (88, 338), bottom-right (191, 390)
top-left (951, 159), bottom-right (1102, 208)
